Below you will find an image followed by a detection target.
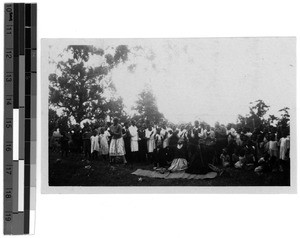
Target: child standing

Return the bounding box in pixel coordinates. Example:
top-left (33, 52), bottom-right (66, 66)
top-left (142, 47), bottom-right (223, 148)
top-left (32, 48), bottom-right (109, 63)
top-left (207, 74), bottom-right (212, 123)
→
top-left (90, 130), bottom-right (100, 160)
top-left (99, 127), bottom-right (110, 160)
top-left (269, 134), bottom-right (278, 158)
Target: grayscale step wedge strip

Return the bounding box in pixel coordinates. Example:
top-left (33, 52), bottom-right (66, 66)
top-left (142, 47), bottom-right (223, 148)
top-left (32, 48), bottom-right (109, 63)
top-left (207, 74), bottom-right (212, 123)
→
top-left (29, 3), bottom-right (37, 235)
top-left (3, 3), bottom-right (14, 235)
top-left (24, 3), bottom-right (32, 234)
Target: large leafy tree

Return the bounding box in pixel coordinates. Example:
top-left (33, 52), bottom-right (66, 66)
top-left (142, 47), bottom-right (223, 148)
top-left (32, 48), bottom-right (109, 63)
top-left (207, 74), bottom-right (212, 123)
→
top-left (134, 86), bottom-right (164, 124)
top-left (49, 45), bottom-right (130, 124)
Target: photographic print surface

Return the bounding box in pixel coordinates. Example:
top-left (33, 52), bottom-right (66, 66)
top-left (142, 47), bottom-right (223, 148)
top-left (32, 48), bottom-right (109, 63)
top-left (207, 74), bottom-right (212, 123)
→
top-left (42, 38), bottom-right (296, 191)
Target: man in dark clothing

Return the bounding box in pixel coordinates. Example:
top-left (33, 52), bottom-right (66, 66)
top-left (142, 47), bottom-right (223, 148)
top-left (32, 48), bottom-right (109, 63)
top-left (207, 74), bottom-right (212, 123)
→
top-left (187, 120), bottom-right (201, 160)
top-left (137, 123), bottom-right (147, 163)
top-left (123, 121), bottom-right (132, 163)
top-left (168, 130), bottom-right (179, 163)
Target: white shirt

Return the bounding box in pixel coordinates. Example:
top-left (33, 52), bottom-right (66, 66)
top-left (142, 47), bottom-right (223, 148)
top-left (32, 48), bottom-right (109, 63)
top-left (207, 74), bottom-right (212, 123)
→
top-left (129, 125), bottom-right (138, 141)
top-left (160, 128), bottom-right (166, 137)
top-left (178, 129), bottom-right (187, 138)
top-left (145, 128), bottom-right (156, 139)
top-left (269, 140), bottom-right (278, 150)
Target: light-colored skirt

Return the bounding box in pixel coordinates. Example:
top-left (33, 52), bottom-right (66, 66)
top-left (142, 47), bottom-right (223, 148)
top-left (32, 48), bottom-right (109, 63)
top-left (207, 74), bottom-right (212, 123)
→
top-left (168, 158), bottom-right (188, 172)
top-left (91, 136), bottom-right (100, 153)
top-left (131, 140), bottom-right (139, 152)
top-left (100, 138), bottom-right (109, 155)
top-left (109, 138), bottom-right (126, 156)
top-left (147, 139), bottom-right (156, 153)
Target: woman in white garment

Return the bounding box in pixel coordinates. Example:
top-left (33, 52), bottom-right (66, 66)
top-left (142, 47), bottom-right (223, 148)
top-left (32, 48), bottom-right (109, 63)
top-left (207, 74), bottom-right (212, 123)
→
top-left (90, 130), bottom-right (100, 160)
top-left (109, 118), bottom-right (127, 164)
top-left (128, 120), bottom-right (139, 162)
top-left (145, 123), bottom-right (156, 162)
top-left (99, 127), bottom-right (110, 160)
top-left (278, 132), bottom-right (290, 172)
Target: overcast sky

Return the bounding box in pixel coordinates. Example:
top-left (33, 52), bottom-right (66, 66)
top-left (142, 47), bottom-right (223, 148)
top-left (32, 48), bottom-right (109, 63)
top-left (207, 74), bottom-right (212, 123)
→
top-left (45, 38), bottom-right (296, 125)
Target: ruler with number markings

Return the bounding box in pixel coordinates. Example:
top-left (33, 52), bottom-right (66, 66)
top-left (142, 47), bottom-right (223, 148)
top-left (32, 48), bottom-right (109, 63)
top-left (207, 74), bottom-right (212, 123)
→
top-left (3, 3), bottom-right (37, 235)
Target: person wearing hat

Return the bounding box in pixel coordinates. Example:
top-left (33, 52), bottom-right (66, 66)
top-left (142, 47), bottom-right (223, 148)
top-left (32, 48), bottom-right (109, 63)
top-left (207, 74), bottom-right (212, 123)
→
top-left (168, 138), bottom-right (188, 172)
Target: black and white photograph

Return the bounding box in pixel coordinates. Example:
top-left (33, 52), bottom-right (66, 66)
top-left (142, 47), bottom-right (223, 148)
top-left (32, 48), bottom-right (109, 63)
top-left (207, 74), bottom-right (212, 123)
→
top-left (42, 38), bottom-right (295, 189)
top-left (1, 0), bottom-right (300, 237)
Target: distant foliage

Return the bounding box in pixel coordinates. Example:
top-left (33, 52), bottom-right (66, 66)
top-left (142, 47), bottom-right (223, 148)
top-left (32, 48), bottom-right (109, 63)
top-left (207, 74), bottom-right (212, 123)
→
top-left (278, 107), bottom-right (290, 129)
top-left (236, 99), bottom-right (290, 133)
top-left (133, 86), bottom-right (164, 124)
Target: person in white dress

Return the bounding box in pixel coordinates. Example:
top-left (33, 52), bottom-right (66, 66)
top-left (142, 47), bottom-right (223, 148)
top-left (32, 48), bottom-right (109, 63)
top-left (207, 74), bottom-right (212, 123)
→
top-left (129, 120), bottom-right (139, 151)
top-left (268, 134), bottom-right (278, 158)
top-left (278, 132), bottom-right (290, 172)
top-left (99, 127), bottom-right (110, 160)
top-left (129, 120), bottom-right (139, 162)
top-left (90, 130), bottom-right (100, 160)
top-left (145, 124), bottom-right (156, 161)
top-left (109, 118), bottom-right (127, 164)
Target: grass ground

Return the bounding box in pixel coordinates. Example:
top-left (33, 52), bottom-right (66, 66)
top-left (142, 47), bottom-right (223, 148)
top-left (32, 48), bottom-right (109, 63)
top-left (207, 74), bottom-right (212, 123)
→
top-left (49, 152), bottom-right (290, 187)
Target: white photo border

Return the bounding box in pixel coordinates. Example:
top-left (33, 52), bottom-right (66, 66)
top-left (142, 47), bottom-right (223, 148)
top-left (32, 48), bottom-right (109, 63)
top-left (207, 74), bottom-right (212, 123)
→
top-left (41, 38), bottom-right (297, 194)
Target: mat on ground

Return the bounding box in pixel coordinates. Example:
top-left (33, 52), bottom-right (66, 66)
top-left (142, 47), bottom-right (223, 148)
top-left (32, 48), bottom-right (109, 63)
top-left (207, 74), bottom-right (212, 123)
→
top-left (132, 169), bottom-right (217, 180)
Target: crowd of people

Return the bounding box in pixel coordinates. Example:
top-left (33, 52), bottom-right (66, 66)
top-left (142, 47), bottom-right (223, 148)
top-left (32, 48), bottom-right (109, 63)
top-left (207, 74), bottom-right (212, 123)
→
top-left (50, 118), bottom-right (290, 175)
